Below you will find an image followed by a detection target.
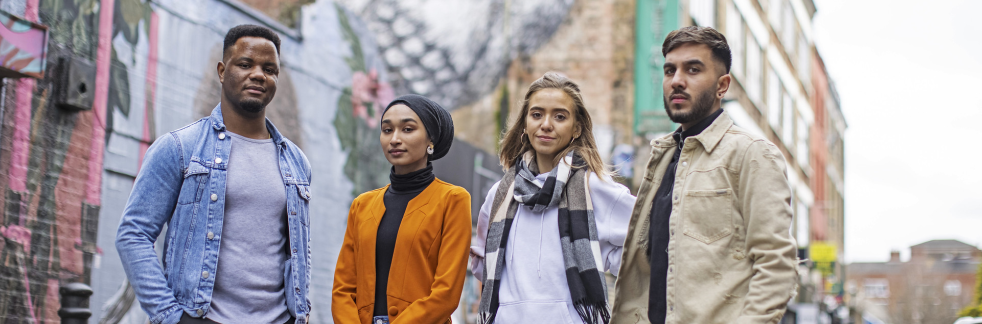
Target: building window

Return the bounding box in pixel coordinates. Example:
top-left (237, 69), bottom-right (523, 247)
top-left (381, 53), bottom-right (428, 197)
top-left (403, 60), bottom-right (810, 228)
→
top-left (944, 280), bottom-right (962, 297)
top-left (746, 34), bottom-right (763, 106)
top-left (691, 0), bottom-right (716, 28)
top-left (767, 70), bottom-right (781, 129)
top-left (782, 90), bottom-right (794, 148)
top-left (797, 30), bottom-right (810, 85)
top-left (796, 200), bottom-right (809, 246)
top-left (864, 279), bottom-right (890, 298)
top-left (782, 4), bottom-right (796, 60)
top-left (796, 115), bottom-right (809, 170)
top-left (768, 0), bottom-right (783, 32)
top-left (727, 2), bottom-right (745, 79)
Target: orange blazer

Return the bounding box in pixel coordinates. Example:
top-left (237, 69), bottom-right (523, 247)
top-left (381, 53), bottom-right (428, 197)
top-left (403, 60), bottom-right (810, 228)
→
top-left (332, 178), bottom-right (472, 324)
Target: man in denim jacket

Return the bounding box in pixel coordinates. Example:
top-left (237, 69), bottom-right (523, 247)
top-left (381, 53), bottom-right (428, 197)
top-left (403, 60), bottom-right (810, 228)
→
top-left (116, 25), bottom-right (312, 324)
top-left (612, 26), bottom-right (798, 324)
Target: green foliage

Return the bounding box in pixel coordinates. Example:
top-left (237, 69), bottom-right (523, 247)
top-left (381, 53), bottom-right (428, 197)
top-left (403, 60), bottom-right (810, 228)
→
top-left (959, 262), bottom-right (982, 317)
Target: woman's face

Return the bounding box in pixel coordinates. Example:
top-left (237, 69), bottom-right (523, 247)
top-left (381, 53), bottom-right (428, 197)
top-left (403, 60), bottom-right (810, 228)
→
top-left (380, 104), bottom-right (432, 174)
top-left (525, 88), bottom-right (579, 163)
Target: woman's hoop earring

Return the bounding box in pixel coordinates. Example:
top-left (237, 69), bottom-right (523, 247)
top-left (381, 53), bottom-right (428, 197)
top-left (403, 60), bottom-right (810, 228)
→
top-left (426, 145), bottom-right (435, 155)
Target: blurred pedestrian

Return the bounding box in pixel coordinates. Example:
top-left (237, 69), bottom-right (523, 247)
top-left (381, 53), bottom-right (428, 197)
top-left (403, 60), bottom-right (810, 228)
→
top-left (471, 72), bottom-right (636, 324)
top-left (332, 94), bottom-right (472, 324)
top-left (610, 26), bottom-right (799, 324)
top-left (116, 25), bottom-right (312, 324)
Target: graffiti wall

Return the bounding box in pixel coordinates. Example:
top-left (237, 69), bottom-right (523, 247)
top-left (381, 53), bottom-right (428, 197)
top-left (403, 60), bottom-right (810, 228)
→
top-left (0, 0), bottom-right (636, 322)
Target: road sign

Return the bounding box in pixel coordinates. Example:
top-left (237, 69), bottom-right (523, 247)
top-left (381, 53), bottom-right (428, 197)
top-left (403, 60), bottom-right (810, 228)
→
top-left (810, 242), bottom-right (837, 263)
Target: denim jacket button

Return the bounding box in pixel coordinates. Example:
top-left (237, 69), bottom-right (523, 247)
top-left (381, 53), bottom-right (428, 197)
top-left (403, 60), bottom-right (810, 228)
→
top-left (218, 133), bottom-right (226, 140)
top-left (210, 194), bottom-right (218, 202)
top-left (215, 157), bottom-right (222, 164)
top-left (207, 232), bottom-right (214, 240)
top-left (196, 309), bottom-right (203, 316)
top-left (201, 271), bottom-right (209, 279)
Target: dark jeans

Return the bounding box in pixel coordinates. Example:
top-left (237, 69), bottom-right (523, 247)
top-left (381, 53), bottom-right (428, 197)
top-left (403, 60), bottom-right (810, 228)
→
top-left (179, 313), bottom-right (296, 324)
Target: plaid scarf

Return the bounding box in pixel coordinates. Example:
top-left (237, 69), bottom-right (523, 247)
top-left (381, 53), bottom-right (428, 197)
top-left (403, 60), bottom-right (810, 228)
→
top-left (479, 151), bottom-right (610, 324)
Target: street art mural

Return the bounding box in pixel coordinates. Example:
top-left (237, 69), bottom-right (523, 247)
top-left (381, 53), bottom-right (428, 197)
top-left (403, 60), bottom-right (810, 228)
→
top-left (0, 0), bottom-right (103, 322)
top-left (335, 0), bottom-right (575, 110)
top-left (0, 10), bottom-right (47, 79)
top-left (0, 0), bottom-right (573, 323)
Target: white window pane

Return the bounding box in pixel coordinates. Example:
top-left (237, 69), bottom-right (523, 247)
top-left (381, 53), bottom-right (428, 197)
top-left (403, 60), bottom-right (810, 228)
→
top-left (691, 0), bottom-right (716, 28)
top-left (797, 116), bottom-right (809, 170)
top-left (796, 202), bottom-right (809, 246)
top-left (767, 70), bottom-right (781, 128)
top-left (782, 92), bottom-right (794, 147)
top-left (746, 35), bottom-right (762, 105)
top-left (727, 2), bottom-right (744, 78)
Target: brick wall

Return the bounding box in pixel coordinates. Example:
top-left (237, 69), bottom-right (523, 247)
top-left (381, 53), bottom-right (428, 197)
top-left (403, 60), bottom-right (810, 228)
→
top-left (0, 0), bottom-right (109, 322)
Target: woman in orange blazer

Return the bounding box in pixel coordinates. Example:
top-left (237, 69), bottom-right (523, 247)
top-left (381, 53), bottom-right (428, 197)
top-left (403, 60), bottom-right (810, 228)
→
top-left (333, 94), bottom-right (472, 324)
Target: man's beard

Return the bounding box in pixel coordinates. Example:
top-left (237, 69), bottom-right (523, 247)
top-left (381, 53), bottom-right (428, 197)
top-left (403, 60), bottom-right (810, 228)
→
top-left (239, 98), bottom-right (265, 113)
top-left (664, 88), bottom-right (716, 124)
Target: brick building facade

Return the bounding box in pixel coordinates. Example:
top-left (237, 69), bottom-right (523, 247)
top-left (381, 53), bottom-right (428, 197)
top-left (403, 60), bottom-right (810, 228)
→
top-left (848, 240), bottom-right (982, 324)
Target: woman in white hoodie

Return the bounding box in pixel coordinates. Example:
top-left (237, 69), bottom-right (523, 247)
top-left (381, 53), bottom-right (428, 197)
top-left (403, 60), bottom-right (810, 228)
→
top-left (470, 72), bottom-right (636, 324)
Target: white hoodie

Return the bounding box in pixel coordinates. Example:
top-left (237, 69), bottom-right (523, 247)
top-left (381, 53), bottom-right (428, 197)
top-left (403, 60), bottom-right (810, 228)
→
top-left (470, 172), bottom-right (636, 324)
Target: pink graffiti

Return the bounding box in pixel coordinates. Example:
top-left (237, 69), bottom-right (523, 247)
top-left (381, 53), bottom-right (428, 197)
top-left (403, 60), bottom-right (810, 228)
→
top-left (85, 0), bottom-right (115, 205)
top-left (4, 0), bottom-right (40, 195)
top-left (0, 225), bottom-right (32, 253)
top-left (7, 79), bottom-right (34, 195)
top-left (24, 0), bottom-right (38, 21)
top-left (350, 69), bottom-right (394, 128)
top-left (0, 22), bottom-right (45, 58)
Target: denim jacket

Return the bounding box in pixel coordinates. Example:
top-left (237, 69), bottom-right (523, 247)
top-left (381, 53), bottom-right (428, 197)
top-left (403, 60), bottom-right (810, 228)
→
top-left (116, 105), bottom-right (312, 324)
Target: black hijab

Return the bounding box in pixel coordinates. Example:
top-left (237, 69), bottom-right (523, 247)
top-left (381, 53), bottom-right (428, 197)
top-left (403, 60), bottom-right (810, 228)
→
top-left (381, 94), bottom-right (455, 161)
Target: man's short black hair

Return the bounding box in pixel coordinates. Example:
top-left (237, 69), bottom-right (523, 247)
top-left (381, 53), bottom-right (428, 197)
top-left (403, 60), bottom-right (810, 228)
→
top-left (223, 24), bottom-right (281, 59)
top-left (663, 26), bottom-right (732, 75)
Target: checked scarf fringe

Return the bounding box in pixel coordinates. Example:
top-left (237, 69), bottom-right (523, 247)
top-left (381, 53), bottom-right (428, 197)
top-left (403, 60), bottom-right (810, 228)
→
top-left (478, 151), bottom-right (610, 324)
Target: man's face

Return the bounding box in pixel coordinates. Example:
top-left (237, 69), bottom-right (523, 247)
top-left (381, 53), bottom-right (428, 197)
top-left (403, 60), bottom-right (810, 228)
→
top-left (219, 36), bottom-right (279, 115)
top-left (662, 43), bottom-right (727, 126)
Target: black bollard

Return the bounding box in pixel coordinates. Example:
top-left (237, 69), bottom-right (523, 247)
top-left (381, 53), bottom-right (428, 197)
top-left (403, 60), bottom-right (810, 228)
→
top-left (58, 282), bottom-right (93, 324)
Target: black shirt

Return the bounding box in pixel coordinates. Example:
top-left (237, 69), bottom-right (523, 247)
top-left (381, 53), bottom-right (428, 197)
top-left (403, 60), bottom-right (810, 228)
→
top-left (648, 108), bottom-right (723, 323)
top-left (374, 163), bottom-right (435, 316)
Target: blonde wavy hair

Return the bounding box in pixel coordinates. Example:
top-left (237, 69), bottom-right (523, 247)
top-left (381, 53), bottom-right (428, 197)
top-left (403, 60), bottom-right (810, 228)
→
top-left (498, 72), bottom-right (611, 178)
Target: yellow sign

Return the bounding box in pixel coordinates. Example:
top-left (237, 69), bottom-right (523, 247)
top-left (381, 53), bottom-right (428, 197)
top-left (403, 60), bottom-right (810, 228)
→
top-left (811, 243), bottom-right (837, 263)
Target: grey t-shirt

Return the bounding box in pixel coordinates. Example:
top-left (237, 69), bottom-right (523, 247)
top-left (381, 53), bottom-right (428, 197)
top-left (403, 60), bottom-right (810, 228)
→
top-left (208, 132), bottom-right (290, 323)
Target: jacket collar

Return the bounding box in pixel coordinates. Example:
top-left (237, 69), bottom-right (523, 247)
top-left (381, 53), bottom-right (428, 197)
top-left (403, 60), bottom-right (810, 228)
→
top-left (689, 110), bottom-right (733, 154)
top-left (210, 103), bottom-right (288, 147)
top-left (648, 110), bottom-right (733, 154)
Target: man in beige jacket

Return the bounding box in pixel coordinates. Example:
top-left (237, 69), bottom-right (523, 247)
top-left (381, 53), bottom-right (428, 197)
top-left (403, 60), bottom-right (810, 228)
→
top-left (611, 26), bottom-right (798, 324)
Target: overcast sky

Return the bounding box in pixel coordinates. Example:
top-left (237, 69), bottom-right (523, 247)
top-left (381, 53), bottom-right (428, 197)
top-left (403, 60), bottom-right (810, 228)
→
top-left (811, 0), bottom-right (982, 263)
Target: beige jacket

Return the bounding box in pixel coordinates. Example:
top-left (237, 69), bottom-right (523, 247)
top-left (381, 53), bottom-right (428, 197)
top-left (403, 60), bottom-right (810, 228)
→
top-left (611, 111), bottom-right (798, 324)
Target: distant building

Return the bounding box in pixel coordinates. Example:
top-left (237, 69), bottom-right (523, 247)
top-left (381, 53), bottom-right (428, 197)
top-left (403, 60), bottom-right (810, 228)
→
top-left (848, 240), bottom-right (982, 324)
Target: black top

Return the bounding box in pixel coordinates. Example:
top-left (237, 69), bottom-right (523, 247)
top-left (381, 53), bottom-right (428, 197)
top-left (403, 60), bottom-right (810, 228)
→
top-left (374, 163), bottom-right (435, 316)
top-left (648, 108), bottom-right (723, 323)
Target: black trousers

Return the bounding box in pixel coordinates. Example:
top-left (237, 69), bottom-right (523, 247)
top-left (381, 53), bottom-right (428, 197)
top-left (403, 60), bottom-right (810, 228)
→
top-left (179, 313), bottom-right (296, 324)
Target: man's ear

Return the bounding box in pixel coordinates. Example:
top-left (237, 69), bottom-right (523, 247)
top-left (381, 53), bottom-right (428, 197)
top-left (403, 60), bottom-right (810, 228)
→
top-left (716, 73), bottom-right (731, 99)
top-left (217, 61), bottom-right (226, 84)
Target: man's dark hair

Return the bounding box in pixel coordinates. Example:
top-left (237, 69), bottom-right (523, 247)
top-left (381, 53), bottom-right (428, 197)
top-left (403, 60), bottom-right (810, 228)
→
top-left (223, 24), bottom-right (281, 58)
top-left (662, 26), bottom-right (732, 75)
